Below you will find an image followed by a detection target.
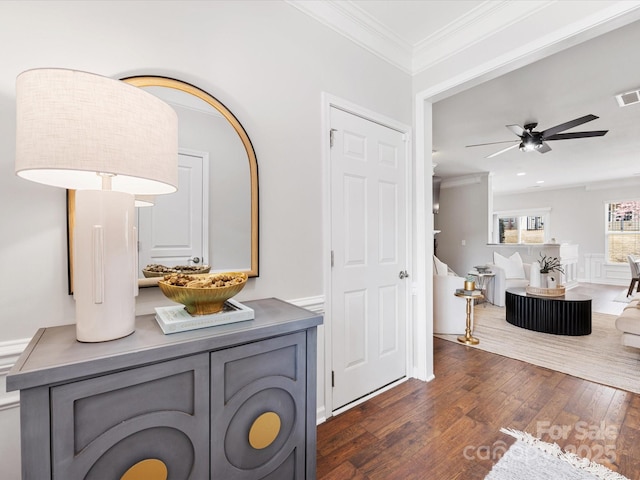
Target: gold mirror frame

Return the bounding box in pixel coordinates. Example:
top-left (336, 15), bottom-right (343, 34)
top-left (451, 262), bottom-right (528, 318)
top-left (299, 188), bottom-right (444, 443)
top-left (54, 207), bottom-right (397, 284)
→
top-left (67, 76), bottom-right (259, 293)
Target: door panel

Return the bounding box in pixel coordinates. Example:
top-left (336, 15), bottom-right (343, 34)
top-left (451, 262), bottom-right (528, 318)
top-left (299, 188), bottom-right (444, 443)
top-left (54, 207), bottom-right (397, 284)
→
top-left (50, 355), bottom-right (209, 479)
top-left (138, 151), bottom-right (207, 272)
top-left (379, 284), bottom-right (399, 356)
top-left (344, 290), bottom-right (367, 368)
top-left (330, 107), bottom-right (408, 410)
top-left (209, 333), bottom-right (307, 479)
top-left (344, 175), bottom-right (367, 266)
top-left (379, 180), bottom-right (398, 263)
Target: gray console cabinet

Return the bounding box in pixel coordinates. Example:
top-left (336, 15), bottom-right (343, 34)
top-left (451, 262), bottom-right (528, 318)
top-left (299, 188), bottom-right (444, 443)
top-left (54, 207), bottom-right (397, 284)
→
top-left (7, 298), bottom-right (322, 480)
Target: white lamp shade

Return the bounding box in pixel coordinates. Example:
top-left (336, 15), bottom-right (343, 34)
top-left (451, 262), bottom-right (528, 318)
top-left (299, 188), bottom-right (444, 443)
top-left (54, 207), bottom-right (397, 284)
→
top-left (135, 195), bottom-right (156, 207)
top-left (15, 68), bottom-right (178, 194)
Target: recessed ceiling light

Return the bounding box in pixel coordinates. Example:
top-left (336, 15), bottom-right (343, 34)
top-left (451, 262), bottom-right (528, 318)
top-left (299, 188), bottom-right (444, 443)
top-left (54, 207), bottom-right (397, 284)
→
top-left (616, 89), bottom-right (640, 107)
top-left (517, 172), bottom-right (526, 176)
top-left (536, 180), bottom-right (545, 184)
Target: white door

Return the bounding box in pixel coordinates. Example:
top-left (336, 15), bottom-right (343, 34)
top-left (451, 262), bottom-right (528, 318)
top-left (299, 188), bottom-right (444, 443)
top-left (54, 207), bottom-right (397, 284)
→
top-left (138, 151), bottom-right (208, 273)
top-left (330, 107), bottom-right (408, 410)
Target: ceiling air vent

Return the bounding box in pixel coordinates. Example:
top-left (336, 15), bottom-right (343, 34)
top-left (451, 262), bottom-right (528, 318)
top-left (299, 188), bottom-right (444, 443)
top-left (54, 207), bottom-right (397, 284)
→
top-left (615, 89), bottom-right (640, 107)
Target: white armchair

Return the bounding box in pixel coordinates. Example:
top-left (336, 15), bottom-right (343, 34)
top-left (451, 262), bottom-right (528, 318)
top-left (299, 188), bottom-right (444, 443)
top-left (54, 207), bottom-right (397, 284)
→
top-left (487, 262), bottom-right (531, 307)
top-left (433, 256), bottom-right (468, 334)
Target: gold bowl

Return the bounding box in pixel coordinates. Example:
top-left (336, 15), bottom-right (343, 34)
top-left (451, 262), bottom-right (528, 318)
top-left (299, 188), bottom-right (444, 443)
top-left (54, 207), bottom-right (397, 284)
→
top-left (158, 272), bottom-right (248, 315)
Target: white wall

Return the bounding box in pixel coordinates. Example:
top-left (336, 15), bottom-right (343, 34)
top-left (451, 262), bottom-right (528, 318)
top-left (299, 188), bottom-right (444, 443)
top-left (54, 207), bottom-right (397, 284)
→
top-left (494, 181), bottom-right (640, 283)
top-left (0, 1), bottom-right (412, 476)
top-left (434, 174), bottom-right (491, 275)
top-left (434, 177), bottom-right (640, 286)
top-left (0, 0), bottom-right (411, 337)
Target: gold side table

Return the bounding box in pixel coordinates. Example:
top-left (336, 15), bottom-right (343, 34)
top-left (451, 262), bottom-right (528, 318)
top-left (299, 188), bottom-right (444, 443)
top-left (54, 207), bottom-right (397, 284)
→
top-left (454, 291), bottom-right (484, 345)
top-left (468, 271), bottom-right (495, 307)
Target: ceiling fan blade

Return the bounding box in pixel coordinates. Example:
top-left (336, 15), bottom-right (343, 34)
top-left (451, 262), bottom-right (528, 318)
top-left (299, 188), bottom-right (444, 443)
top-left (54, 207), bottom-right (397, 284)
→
top-left (486, 143), bottom-right (520, 158)
top-left (506, 124), bottom-right (525, 137)
top-left (544, 130), bottom-right (608, 141)
top-left (536, 142), bottom-right (552, 154)
top-left (466, 140), bottom-right (518, 147)
top-left (541, 114), bottom-right (598, 137)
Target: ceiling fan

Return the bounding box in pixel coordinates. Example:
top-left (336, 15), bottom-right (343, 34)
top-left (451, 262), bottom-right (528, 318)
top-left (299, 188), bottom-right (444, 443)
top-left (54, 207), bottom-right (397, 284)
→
top-left (466, 114), bottom-right (608, 158)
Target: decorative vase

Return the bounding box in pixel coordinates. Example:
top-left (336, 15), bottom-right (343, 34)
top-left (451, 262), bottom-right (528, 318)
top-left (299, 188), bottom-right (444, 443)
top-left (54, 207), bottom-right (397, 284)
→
top-left (547, 275), bottom-right (558, 289)
top-left (530, 261), bottom-right (541, 287)
top-left (540, 272), bottom-right (548, 288)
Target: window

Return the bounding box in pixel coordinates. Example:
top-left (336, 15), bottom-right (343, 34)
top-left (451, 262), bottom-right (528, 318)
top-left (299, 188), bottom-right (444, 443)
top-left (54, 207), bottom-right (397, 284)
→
top-left (492, 209), bottom-right (550, 244)
top-left (605, 201), bottom-right (640, 263)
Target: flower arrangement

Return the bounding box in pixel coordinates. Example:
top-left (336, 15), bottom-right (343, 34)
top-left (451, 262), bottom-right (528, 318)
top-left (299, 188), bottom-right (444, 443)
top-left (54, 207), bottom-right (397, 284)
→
top-left (538, 253), bottom-right (564, 274)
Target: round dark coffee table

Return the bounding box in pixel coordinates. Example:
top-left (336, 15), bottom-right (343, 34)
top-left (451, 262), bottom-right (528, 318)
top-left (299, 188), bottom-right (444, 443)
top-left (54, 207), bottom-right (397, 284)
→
top-left (505, 287), bottom-right (592, 336)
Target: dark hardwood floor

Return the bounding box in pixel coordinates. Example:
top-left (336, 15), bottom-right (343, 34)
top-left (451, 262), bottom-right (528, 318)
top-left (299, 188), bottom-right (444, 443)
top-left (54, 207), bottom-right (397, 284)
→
top-left (317, 283), bottom-right (640, 479)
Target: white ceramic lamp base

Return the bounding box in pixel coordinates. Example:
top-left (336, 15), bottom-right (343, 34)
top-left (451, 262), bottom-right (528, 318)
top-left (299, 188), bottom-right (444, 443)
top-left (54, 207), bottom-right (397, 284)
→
top-left (73, 190), bottom-right (138, 342)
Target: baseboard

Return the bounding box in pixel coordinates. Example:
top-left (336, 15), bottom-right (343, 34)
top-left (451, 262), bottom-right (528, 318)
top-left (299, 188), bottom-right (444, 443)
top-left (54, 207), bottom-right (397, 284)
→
top-left (332, 377), bottom-right (409, 417)
top-left (316, 406), bottom-right (327, 425)
top-left (286, 295), bottom-right (325, 314)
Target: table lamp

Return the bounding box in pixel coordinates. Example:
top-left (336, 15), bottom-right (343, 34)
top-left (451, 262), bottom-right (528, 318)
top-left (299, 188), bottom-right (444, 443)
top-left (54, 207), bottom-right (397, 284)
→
top-left (15, 68), bottom-right (178, 342)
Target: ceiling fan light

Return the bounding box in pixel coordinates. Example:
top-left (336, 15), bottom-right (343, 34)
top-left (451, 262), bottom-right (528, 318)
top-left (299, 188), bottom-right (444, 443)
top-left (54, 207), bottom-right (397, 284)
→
top-left (519, 133), bottom-right (544, 152)
top-left (519, 141), bottom-right (536, 152)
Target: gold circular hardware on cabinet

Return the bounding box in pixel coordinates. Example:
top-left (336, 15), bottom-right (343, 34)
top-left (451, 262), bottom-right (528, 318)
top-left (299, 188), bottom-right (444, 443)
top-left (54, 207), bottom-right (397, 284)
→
top-left (120, 458), bottom-right (168, 480)
top-left (248, 411), bottom-right (281, 449)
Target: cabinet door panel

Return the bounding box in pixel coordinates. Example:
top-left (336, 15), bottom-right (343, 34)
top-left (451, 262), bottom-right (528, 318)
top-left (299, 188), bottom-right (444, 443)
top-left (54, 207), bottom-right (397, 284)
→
top-left (210, 332), bottom-right (307, 479)
top-left (51, 354), bottom-right (209, 479)
top-left (84, 426), bottom-right (194, 480)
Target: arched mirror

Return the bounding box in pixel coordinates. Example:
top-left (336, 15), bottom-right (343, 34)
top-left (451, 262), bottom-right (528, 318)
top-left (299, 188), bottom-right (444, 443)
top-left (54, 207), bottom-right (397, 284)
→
top-left (68, 76), bottom-right (258, 291)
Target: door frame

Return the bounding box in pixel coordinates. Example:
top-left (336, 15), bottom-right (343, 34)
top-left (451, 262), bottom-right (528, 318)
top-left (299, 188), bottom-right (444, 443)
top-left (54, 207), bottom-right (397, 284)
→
top-left (321, 93), bottom-right (414, 415)
top-left (411, 3), bottom-right (640, 385)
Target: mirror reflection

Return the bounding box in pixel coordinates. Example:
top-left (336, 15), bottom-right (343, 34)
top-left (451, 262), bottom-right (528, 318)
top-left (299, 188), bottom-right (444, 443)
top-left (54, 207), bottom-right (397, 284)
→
top-left (124, 77), bottom-right (259, 286)
top-left (67, 76), bottom-right (258, 292)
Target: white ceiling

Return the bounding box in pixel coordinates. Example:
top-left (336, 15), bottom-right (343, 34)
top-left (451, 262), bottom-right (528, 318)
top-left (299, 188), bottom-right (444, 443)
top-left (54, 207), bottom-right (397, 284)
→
top-left (433, 19), bottom-right (640, 194)
top-left (289, 1), bottom-right (640, 194)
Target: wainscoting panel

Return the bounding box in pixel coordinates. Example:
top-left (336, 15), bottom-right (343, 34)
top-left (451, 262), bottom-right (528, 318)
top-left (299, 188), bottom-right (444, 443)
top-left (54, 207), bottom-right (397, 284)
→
top-left (584, 254), bottom-right (630, 286)
top-left (0, 338), bottom-right (30, 411)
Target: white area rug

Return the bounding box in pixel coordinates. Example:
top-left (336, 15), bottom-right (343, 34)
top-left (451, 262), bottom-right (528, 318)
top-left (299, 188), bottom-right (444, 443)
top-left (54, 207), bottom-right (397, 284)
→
top-left (613, 289), bottom-right (632, 303)
top-left (485, 429), bottom-right (629, 480)
top-left (436, 304), bottom-right (640, 394)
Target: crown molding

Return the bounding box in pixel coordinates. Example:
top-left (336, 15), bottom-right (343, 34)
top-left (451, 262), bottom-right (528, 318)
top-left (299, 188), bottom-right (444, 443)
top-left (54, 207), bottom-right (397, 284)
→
top-left (585, 176), bottom-right (640, 192)
top-left (287, 1), bottom-right (640, 77)
top-left (412, 1), bottom-right (552, 75)
top-left (286, 0), bottom-right (413, 74)
top-left (441, 174), bottom-right (484, 189)
top-left (286, 0), bottom-right (555, 75)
